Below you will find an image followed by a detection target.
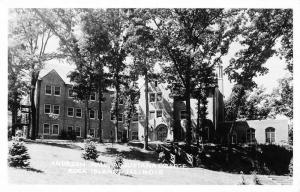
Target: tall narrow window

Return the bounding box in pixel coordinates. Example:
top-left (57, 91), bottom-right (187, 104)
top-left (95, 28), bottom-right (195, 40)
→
top-left (75, 108), bottom-right (82, 118)
top-left (43, 123), bottom-right (50, 134)
top-left (75, 127), bottom-right (81, 137)
top-left (67, 107), bottom-right (74, 117)
top-left (44, 104), bottom-right (51, 114)
top-left (90, 92), bottom-right (96, 101)
top-left (45, 85), bottom-right (52, 95)
top-left (247, 128), bottom-right (256, 143)
top-left (54, 86), bottom-right (61, 96)
top-left (149, 93), bottom-right (155, 102)
top-left (52, 124), bottom-right (59, 135)
top-left (157, 92), bottom-right (162, 102)
top-left (68, 88), bottom-right (74, 98)
top-left (89, 109), bottom-right (95, 119)
top-left (265, 127), bottom-right (275, 144)
top-left (53, 105), bottom-right (60, 115)
top-left (156, 110), bottom-right (162, 118)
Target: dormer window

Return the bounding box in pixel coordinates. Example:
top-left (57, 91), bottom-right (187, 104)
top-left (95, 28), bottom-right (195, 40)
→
top-left (54, 86), bottom-right (61, 96)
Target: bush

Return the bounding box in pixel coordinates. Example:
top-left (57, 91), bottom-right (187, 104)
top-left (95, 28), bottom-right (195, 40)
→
top-left (289, 158), bottom-right (293, 176)
top-left (59, 130), bottom-right (77, 140)
top-left (82, 140), bottom-right (99, 160)
top-left (111, 154), bottom-right (124, 174)
top-left (8, 137), bottom-right (30, 167)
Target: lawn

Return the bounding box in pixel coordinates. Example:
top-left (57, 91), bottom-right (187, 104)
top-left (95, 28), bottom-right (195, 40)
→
top-left (7, 140), bottom-right (282, 185)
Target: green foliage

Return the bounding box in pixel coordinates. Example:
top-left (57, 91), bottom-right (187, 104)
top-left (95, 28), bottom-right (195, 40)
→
top-left (111, 154), bottom-right (124, 174)
top-left (8, 137), bottom-right (30, 167)
top-left (82, 140), bottom-right (99, 160)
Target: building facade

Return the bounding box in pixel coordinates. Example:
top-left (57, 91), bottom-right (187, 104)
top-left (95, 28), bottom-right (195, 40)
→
top-left (35, 69), bottom-right (225, 142)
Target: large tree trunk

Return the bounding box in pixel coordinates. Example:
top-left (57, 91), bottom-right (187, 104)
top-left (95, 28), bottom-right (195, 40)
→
top-left (115, 79), bottom-right (119, 143)
top-left (144, 69), bottom-right (149, 150)
top-left (84, 98), bottom-right (89, 139)
top-left (196, 97), bottom-right (201, 147)
top-left (30, 72), bottom-right (39, 140)
top-left (11, 92), bottom-right (19, 137)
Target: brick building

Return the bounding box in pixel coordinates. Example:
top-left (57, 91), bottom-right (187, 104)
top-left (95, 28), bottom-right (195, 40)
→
top-left (34, 68), bottom-right (225, 142)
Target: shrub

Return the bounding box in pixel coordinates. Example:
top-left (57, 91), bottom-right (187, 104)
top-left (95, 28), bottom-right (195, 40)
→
top-left (251, 171), bottom-right (262, 185)
top-left (59, 130), bottom-right (77, 140)
top-left (8, 137), bottom-right (30, 167)
top-left (289, 158), bottom-right (293, 176)
top-left (111, 154), bottom-right (124, 174)
top-left (81, 140), bottom-right (99, 160)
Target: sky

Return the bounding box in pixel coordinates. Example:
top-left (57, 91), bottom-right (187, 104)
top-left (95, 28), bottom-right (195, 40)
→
top-left (41, 34), bottom-right (289, 100)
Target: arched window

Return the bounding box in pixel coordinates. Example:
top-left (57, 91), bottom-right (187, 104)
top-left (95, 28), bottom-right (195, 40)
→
top-left (265, 127), bottom-right (275, 144)
top-left (247, 128), bottom-right (256, 143)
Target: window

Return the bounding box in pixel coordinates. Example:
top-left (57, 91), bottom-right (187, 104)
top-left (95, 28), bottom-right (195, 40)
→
top-left (149, 111), bottom-right (155, 119)
top-left (67, 126), bottom-right (73, 132)
top-left (54, 86), bottom-right (61, 96)
top-left (98, 111), bottom-right (103, 120)
top-left (132, 113), bottom-right (138, 122)
top-left (149, 93), bottom-right (155, 102)
top-left (131, 131), bottom-right (138, 140)
top-left (154, 81), bottom-right (158, 88)
top-left (156, 110), bottom-right (162, 118)
top-left (52, 124), bottom-right (59, 135)
top-left (89, 109), bottom-right (95, 119)
top-left (265, 127), bottom-right (275, 144)
top-left (180, 110), bottom-right (187, 119)
top-left (43, 123), bottom-right (50, 134)
top-left (53, 105), bottom-right (60, 115)
top-left (67, 107), bottom-right (74, 117)
top-left (68, 88), bottom-right (74, 98)
top-left (89, 128), bottom-right (95, 137)
top-left (118, 114), bottom-right (123, 122)
top-left (157, 92), bottom-right (162, 102)
top-left (45, 85), bottom-right (52, 95)
top-left (75, 108), bottom-right (82, 118)
top-left (44, 104), bottom-right (51, 114)
top-left (111, 113), bottom-right (116, 121)
top-left (247, 128), bottom-right (256, 143)
top-left (75, 127), bottom-right (81, 137)
top-left (90, 92), bottom-right (96, 101)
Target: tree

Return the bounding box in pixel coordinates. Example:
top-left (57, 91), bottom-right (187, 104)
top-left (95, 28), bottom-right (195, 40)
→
top-left (8, 44), bottom-right (29, 136)
top-left (225, 86), bottom-right (272, 121)
top-left (225, 9), bottom-right (293, 88)
top-left (124, 9), bottom-right (159, 148)
top-left (9, 9), bottom-right (55, 140)
top-left (151, 9), bottom-right (242, 144)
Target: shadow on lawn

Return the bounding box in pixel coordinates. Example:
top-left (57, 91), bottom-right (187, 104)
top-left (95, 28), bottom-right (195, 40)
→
top-left (25, 140), bottom-right (83, 150)
top-left (102, 146), bottom-right (159, 164)
top-left (23, 167), bottom-right (44, 173)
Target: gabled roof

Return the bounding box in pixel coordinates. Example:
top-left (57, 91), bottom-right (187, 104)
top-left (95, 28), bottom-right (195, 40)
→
top-left (39, 69), bottom-right (68, 84)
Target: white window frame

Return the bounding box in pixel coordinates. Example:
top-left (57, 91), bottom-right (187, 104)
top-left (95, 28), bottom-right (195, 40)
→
top-left (90, 92), bottom-right (96, 101)
top-left (45, 85), bottom-right (52, 95)
top-left (156, 110), bottom-right (163, 118)
top-left (53, 105), bottom-right (60, 115)
top-left (156, 92), bottom-right (162, 102)
top-left (44, 104), bottom-right (51, 114)
top-left (67, 107), bottom-right (74, 117)
top-left (54, 86), bottom-right (61, 96)
top-left (43, 123), bottom-right (50, 135)
top-left (75, 108), bottom-right (82, 118)
top-left (89, 109), bottom-right (96, 119)
top-left (180, 110), bottom-right (187, 120)
top-left (52, 124), bottom-right (59, 135)
top-left (75, 126), bottom-right (81, 137)
top-left (68, 88), bottom-right (74, 98)
top-left (149, 93), bottom-right (156, 103)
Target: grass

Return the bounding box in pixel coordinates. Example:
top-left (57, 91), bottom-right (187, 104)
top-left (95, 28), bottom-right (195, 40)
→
top-left (7, 140), bottom-right (283, 185)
